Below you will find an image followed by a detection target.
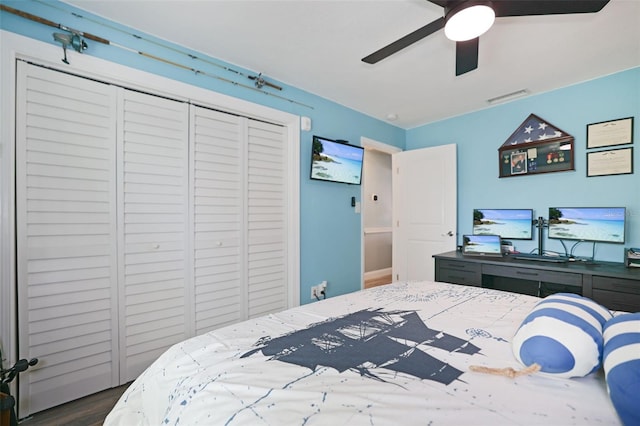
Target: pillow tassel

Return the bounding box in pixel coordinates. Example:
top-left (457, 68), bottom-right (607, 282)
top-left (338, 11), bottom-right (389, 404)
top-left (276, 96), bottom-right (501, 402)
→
top-left (469, 363), bottom-right (541, 378)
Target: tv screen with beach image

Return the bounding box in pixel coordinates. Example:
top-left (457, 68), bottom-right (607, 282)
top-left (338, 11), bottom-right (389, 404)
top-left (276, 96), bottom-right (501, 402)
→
top-left (310, 136), bottom-right (364, 185)
top-left (548, 207), bottom-right (626, 243)
top-left (473, 209), bottom-right (533, 240)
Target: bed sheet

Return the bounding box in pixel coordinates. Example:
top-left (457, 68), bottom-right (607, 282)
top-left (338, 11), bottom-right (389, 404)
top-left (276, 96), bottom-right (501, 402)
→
top-left (105, 281), bottom-right (620, 425)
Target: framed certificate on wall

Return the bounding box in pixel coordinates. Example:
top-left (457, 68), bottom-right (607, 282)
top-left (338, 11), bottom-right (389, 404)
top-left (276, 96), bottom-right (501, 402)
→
top-left (587, 147), bottom-right (633, 177)
top-left (587, 117), bottom-right (633, 149)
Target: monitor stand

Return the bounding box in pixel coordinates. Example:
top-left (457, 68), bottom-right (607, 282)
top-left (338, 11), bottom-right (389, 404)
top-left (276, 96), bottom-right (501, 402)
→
top-left (510, 217), bottom-right (568, 263)
top-left (536, 216), bottom-right (545, 256)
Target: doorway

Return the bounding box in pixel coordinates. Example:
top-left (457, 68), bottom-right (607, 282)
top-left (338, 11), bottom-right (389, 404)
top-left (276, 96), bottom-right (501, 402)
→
top-left (361, 138), bottom-right (401, 289)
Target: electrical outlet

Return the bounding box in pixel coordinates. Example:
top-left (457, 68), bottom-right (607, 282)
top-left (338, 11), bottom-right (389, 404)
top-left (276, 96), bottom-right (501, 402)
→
top-left (319, 280), bottom-right (327, 295)
top-left (310, 281), bottom-right (328, 300)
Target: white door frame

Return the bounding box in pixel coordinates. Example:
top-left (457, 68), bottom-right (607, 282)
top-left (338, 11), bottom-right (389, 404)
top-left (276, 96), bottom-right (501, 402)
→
top-left (360, 137), bottom-right (402, 289)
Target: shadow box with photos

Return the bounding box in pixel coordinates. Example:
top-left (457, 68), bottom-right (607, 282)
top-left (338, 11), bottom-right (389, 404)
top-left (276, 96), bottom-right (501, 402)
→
top-left (499, 114), bottom-right (574, 178)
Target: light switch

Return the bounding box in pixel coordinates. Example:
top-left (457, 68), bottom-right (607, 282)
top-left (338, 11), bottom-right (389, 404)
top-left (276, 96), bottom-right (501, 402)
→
top-left (301, 116), bottom-right (312, 131)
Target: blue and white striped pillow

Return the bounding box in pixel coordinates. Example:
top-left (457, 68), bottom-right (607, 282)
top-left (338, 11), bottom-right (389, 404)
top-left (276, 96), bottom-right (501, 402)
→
top-left (512, 293), bottom-right (612, 378)
top-left (603, 313), bottom-right (640, 426)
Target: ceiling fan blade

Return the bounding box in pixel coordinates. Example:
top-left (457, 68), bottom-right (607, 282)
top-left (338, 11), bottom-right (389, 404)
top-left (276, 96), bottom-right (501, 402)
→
top-left (493, 0), bottom-right (610, 17)
top-left (455, 37), bottom-right (478, 76)
top-left (362, 17), bottom-right (445, 64)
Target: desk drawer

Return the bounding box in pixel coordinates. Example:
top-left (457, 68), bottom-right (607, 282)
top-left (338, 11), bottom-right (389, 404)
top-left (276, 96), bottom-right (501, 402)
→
top-left (592, 276), bottom-right (640, 296)
top-left (437, 260), bottom-right (480, 273)
top-left (436, 260), bottom-right (481, 287)
top-left (482, 264), bottom-right (582, 287)
top-left (592, 289), bottom-right (640, 312)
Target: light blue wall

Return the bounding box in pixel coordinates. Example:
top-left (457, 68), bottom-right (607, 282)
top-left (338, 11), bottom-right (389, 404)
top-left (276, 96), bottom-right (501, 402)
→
top-left (407, 67), bottom-right (640, 262)
top-left (0, 1), bottom-right (405, 305)
top-left (3, 1), bottom-right (638, 305)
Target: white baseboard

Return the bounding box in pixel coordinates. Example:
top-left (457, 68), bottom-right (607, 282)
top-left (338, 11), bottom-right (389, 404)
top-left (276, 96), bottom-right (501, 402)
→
top-left (364, 267), bottom-right (392, 281)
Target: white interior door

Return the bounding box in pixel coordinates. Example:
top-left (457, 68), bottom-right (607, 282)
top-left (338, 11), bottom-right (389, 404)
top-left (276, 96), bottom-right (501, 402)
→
top-left (392, 144), bottom-right (457, 281)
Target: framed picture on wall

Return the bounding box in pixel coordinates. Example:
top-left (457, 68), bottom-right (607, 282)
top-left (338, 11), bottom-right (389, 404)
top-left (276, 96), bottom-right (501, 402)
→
top-left (587, 147), bottom-right (633, 177)
top-left (587, 117), bottom-right (633, 149)
top-left (510, 152), bottom-right (527, 174)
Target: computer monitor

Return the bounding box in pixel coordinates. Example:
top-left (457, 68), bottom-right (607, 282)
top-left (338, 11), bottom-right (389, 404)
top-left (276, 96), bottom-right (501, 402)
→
top-left (473, 209), bottom-right (533, 240)
top-left (548, 207), bottom-right (626, 244)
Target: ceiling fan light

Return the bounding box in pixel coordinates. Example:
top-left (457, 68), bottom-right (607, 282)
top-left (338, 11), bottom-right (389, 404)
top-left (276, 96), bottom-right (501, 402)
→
top-left (444, 2), bottom-right (495, 42)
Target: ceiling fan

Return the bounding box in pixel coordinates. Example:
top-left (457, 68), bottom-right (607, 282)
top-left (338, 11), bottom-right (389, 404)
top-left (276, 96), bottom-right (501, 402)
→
top-left (362, 0), bottom-right (610, 76)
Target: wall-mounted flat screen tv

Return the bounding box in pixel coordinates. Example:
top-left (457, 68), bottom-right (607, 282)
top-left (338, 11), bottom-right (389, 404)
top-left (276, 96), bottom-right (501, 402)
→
top-left (310, 135), bottom-right (364, 185)
top-left (548, 207), bottom-right (626, 243)
top-left (473, 209), bottom-right (533, 240)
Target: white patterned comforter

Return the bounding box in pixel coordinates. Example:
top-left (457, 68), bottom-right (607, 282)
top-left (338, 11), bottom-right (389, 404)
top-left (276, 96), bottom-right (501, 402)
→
top-left (105, 281), bottom-right (619, 425)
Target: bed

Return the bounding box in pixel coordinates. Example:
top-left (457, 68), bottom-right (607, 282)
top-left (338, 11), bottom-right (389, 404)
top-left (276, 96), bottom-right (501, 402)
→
top-left (105, 281), bottom-right (622, 425)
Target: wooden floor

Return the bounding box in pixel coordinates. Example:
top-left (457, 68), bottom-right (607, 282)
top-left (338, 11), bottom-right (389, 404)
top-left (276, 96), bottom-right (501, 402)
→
top-left (18, 384), bottom-right (129, 426)
top-left (364, 273), bottom-right (392, 289)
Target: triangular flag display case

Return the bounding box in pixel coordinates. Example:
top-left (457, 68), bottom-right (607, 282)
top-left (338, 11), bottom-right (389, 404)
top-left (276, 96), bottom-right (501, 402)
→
top-left (499, 114), bottom-right (574, 178)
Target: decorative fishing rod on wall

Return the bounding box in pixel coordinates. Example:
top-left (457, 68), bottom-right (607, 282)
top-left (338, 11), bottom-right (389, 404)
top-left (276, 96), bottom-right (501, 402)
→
top-left (52, 32), bottom-right (87, 64)
top-left (249, 73), bottom-right (283, 91)
top-left (0, 2), bottom-right (312, 109)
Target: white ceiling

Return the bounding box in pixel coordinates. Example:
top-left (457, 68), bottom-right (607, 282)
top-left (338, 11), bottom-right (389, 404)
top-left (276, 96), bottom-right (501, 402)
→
top-left (64, 0), bottom-right (640, 129)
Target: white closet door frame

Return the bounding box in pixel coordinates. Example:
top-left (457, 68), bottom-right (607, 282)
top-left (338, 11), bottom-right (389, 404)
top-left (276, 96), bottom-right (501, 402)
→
top-left (2, 31), bottom-right (300, 418)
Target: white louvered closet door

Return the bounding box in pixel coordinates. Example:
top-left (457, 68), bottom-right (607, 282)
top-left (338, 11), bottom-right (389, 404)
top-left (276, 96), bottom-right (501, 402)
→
top-left (15, 60), bottom-right (292, 415)
top-left (191, 108), bottom-right (289, 333)
top-left (191, 106), bottom-right (244, 335)
top-left (246, 120), bottom-right (288, 318)
top-left (16, 61), bottom-right (119, 415)
top-left (117, 89), bottom-right (190, 382)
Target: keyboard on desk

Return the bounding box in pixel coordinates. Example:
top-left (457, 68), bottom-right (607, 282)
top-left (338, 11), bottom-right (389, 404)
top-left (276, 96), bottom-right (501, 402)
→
top-left (511, 253), bottom-right (568, 263)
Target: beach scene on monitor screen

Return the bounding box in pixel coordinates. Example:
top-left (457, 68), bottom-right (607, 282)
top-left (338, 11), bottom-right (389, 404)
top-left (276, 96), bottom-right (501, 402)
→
top-left (464, 235), bottom-right (501, 253)
top-left (311, 140), bottom-right (362, 184)
top-left (548, 208), bottom-right (625, 242)
top-left (473, 209), bottom-right (532, 239)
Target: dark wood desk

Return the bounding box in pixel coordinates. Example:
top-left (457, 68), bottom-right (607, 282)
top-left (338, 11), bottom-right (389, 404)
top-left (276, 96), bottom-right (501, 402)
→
top-left (434, 251), bottom-right (640, 312)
